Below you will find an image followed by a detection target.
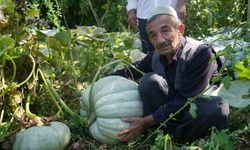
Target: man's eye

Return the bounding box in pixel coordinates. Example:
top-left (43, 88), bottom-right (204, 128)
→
top-left (150, 33), bottom-right (156, 38)
top-left (163, 29), bottom-right (170, 33)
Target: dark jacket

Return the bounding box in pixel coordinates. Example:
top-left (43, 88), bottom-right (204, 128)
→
top-left (110, 37), bottom-right (220, 123)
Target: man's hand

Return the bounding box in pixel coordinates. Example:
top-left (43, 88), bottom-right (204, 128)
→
top-left (118, 115), bottom-right (155, 142)
top-left (128, 9), bottom-right (137, 31)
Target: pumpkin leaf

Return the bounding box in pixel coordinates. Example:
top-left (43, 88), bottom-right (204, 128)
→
top-left (189, 103), bottom-right (197, 118)
top-left (218, 80), bottom-right (250, 108)
top-left (47, 37), bottom-right (62, 51)
top-left (130, 49), bottom-right (146, 63)
top-left (53, 31), bottom-right (71, 47)
top-left (0, 37), bottom-right (15, 57)
top-left (36, 30), bottom-right (48, 42)
top-left (222, 75), bottom-right (232, 89)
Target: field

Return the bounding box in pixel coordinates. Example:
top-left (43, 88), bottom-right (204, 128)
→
top-left (0, 0), bottom-right (249, 149)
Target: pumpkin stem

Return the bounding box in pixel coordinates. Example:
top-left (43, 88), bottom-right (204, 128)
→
top-left (38, 69), bottom-right (85, 125)
top-left (17, 55), bottom-right (36, 88)
top-left (38, 69), bottom-right (64, 115)
top-left (25, 93), bottom-right (45, 126)
top-left (86, 112), bottom-right (96, 127)
top-left (25, 93), bottom-right (39, 119)
top-left (87, 59), bottom-right (124, 120)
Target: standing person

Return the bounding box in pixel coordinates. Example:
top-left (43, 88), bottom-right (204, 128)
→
top-left (109, 6), bottom-right (229, 143)
top-left (127, 0), bottom-right (186, 53)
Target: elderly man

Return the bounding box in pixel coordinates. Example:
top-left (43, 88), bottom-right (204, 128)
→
top-left (110, 6), bottom-right (229, 143)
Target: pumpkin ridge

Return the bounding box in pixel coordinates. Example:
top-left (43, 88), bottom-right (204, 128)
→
top-left (95, 90), bottom-right (140, 108)
top-left (96, 101), bottom-right (143, 118)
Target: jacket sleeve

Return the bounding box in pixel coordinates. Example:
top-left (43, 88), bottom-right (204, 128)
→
top-left (126, 0), bottom-right (138, 11)
top-left (152, 44), bottom-right (218, 124)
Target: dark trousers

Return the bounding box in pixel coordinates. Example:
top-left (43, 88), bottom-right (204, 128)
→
top-left (138, 18), bottom-right (155, 53)
top-left (138, 73), bottom-right (230, 143)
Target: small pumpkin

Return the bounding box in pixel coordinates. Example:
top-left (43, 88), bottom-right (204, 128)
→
top-left (80, 76), bottom-right (143, 144)
top-left (12, 121), bottom-right (71, 150)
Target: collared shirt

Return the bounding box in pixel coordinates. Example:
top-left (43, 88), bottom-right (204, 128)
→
top-left (110, 37), bottom-right (218, 124)
top-left (127, 0), bottom-right (178, 19)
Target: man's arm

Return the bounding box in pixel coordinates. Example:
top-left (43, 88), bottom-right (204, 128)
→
top-left (127, 0), bottom-right (138, 31)
top-left (176, 0), bottom-right (186, 21)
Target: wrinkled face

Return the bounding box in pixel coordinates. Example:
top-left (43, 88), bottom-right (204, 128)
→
top-left (147, 15), bottom-right (184, 57)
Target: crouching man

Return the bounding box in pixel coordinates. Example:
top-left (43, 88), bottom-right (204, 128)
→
top-left (109, 5), bottom-right (229, 143)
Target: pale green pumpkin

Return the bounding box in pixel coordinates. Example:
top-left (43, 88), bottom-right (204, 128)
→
top-left (12, 121), bottom-right (70, 150)
top-left (80, 76), bottom-right (143, 144)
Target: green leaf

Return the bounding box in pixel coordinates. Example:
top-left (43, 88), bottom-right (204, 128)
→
top-left (216, 130), bottom-right (234, 150)
top-left (222, 76), bottom-right (232, 89)
top-left (0, 0), bottom-right (15, 14)
top-left (47, 37), bottom-right (62, 51)
top-left (0, 37), bottom-right (15, 57)
top-left (204, 129), bottom-right (234, 150)
top-left (235, 57), bottom-right (250, 80)
top-left (53, 31), bottom-right (71, 47)
top-left (189, 103), bottom-right (197, 118)
top-left (218, 80), bottom-right (250, 108)
top-left (243, 36), bottom-right (250, 42)
top-left (0, 122), bottom-right (16, 142)
top-left (36, 30), bottom-right (48, 42)
top-left (26, 8), bottom-right (40, 17)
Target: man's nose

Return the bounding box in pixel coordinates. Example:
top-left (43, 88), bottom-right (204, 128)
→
top-left (155, 33), bottom-right (165, 43)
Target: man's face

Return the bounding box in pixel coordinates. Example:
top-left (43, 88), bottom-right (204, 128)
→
top-left (147, 15), bottom-right (183, 57)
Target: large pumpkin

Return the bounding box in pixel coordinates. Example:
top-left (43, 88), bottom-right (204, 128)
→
top-left (80, 76), bottom-right (143, 144)
top-left (12, 121), bottom-right (70, 150)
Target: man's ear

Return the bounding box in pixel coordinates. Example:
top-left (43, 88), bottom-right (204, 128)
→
top-left (178, 23), bottom-right (185, 35)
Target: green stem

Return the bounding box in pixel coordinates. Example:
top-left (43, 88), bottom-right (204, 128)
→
top-left (47, 79), bottom-right (80, 119)
top-left (69, 46), bottom-right (77, 86)
top-left (87, 59), bottom-right (124, 120)
top-left (38, 69), bottom-right (82, 122)
top-left (7, 55), bottom-right (16, 83)
top-left (25, 93), bottom-right (39, 118)
top-left (0, 110), bottom-right (4, 123)
top-left (1, 56), bottom-right (7, 86)
top-left (38, 69), bottom-right (64, 115)
top-left (17, 55), bottom-right (36, 87)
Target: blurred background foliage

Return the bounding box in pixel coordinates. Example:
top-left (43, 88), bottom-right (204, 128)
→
top-left (185, 0), bottom-right (247, 38)
top-left (0, 0), bottom-right (247, 36)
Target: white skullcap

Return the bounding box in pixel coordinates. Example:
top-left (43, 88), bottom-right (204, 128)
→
top-left (147, 5), bottom-right (178, 22)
